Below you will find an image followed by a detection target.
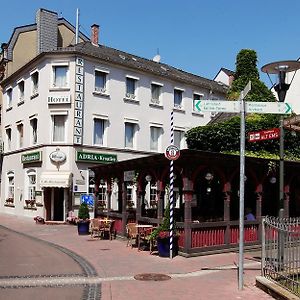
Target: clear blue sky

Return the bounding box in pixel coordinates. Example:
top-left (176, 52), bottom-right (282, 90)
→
top-left (1, 0), bottom-right (300, 86)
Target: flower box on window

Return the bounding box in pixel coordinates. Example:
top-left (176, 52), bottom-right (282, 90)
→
top-left (25, 199), bottom-right (36, 208)
top-left (97, 200), bottom-right (106, 208)
top-left (5, 198), bottom-right (14, 204)
top-left (126, 200), bottom-right (135, 209)
top-left (150, 200), bottom-right (158, 208)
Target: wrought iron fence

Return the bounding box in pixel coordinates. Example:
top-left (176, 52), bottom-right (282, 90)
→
top-left (262, 215), bottom-right (300, 297)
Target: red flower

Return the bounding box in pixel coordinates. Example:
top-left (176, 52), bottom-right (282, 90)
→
top-left (158, 231), bottom-right (170, 239)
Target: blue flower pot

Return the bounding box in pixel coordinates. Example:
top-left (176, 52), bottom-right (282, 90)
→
top-left (157, 237), bottom-right (178, 257)
top-left (77, 221), bottom-right (90, 235)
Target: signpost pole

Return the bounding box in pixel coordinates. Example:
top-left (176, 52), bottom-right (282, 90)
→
top-left (238, 91), bottom-right (246, 291)
top-left (279, 117), bottom-right (284, 212)
top-left (238, 81), bottom-right (251, 291)
top-left (169, 111), bottom-right (174, 259)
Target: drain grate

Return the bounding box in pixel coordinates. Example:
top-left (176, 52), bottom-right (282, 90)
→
top-left (134, 273), bottom-right (171, 281)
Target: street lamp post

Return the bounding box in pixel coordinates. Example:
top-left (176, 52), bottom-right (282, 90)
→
top-left (261, 61), bottom-right (300, 216)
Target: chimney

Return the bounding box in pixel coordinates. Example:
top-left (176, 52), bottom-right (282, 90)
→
top-left (1, 43), bottom-right (8, 60)
top-left (91, 24), bottom-right (99, 46)
top-left (36, 8), bottom-right (58, 54)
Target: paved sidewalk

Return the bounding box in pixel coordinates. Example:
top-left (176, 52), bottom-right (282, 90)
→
top-left (0, 213), bottom-right (274, 300)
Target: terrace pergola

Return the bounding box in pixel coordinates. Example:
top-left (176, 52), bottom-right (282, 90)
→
top-left (91, 149), bottom-right (300, 256)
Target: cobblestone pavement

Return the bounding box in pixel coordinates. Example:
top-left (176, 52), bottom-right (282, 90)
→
top-left (0, 213), bottom-right (275, 300)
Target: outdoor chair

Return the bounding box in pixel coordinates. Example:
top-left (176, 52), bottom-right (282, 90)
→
top-left (149, 227), bottom-right (158, 254)
top-left (126, 223), bottom-right (138, 248)
top-left (100, 219), bottom-right (115, 240)
top-left (139, 227), bottom-right (157, 254)
top-left (90, 218), bottom-right (102, 239)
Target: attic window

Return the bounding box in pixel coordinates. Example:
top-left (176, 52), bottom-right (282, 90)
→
top-left (161, 66), bottom-right (167, 72)
top-left (119, 55), bottom-right (126, 60)
top-left (132, 57), bottom-right (137, 61)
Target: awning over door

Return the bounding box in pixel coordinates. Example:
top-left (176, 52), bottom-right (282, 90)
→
top-left (40, 172), bottom-right (72, 188)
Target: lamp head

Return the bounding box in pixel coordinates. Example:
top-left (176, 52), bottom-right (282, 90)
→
top-left (261, 60), bottom-right (300, 102)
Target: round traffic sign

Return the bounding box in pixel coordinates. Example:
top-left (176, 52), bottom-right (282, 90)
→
top-left (165, 145), bottom-right (180, 160)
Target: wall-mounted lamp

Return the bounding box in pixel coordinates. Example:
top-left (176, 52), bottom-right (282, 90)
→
top-left (145, 175), bottom-right (152, 182)
top-left (205, 172), bottom-right (214, 181)
top-left (269, 177), bottom-right (277, 184)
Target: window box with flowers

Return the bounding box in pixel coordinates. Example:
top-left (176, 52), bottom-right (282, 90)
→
top-left (5, 198), bottom-right (14, 207)
top-left (24, 199), bottom-right (37, 210)
top-left (97, 199), bottom-right (107, 210)
top-left (126, 200), bottom-right (135, 209)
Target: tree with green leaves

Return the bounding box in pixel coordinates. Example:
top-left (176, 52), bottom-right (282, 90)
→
top-left (227, 49), bottom-right (276, 102)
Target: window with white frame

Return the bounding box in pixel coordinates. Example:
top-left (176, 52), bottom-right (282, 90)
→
top-left (17, 123), bottom-right (24, 148)
top-left (18, 80), bottom-right (25, 102)
top-left (7, 172), bottom-right (15, 202)
top-left (88, 171), bottom-right (95, 194)
top-left (150, 126), bottom-right (162, 151)
top-left (93, 118), bottom-right (106, 145)
top-left (97, 182), bottom-right (107, 209)
top-left (6, 88), bottom-right (12, 109)
top-left (52, 115), bottom-right (66, 142)
top-left (125, 122), bottom-right (136, 148)
top-left (174, 130), bottom-right (185, 149)
top-left (98, 184), bottom-right (107, 201)
top-left (150, 183), bottom-right (157, 208)
top-left (30, 118), bottom-right (38, 145)
top-left (151, 83), bottom-right (161, 104)
top-left (125, 77), bottom-right (137, 99)
top-left (6, 128), bottom-right (11, 151)
top-left (31, 71), bottom-right (39, 96)
top-left (94, 70), bottom-right (107, 93)
top-left (126, 184), bottom-right (134, 208)
top-left (174, 89), bottom-right (183, 108)
top-left (27, 170), bottom-right (36, 200)
top-left (193, 93), bottom-right (203, 111)
top-left (53, 65), bottom-right (68, 88)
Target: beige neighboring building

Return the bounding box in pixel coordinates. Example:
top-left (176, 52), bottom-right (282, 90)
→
top-left (0, 8), bottom-right (227, 222)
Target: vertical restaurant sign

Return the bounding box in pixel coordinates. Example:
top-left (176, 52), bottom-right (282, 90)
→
top-left (74, 57), bottom-right (84, 144)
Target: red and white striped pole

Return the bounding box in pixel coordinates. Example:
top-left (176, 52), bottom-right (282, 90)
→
top-left (169, 111), bottom-right (174, 259)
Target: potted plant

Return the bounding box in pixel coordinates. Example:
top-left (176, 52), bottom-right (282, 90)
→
top-left (77, 202), bottom-right (90, 235)
top-left (150, 204), bottom-right (179, 257)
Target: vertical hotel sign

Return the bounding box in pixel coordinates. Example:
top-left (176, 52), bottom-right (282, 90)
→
top-left (74, 57), bottom-right (84, 144)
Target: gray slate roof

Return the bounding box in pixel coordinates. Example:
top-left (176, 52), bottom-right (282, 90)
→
top-left (70, 42), bottom-right (227, 94)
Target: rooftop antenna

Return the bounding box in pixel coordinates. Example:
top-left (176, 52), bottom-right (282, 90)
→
top-left (75, 8), bottom-right (80, 44)
top-left (153, 48), bottom-right (161, 62)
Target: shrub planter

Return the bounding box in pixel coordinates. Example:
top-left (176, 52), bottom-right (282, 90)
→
top-left (157, 237), bottom-right (178, 257)
top-left (77, 221), bottom-right (90, 235)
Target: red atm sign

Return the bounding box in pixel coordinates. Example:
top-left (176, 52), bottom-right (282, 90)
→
top-left (248, 128), bottom-right (280, 142)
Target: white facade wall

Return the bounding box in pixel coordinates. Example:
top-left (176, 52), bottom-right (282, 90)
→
top-left (278, 71), bottom-right (300, 114)
top-left (1, 52), bottom-right (226, 220)
top-left (214, 70), bottom-right (230, 86)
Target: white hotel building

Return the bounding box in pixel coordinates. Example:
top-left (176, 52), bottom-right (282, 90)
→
top-left (0, 9), bottom-right (227, 221)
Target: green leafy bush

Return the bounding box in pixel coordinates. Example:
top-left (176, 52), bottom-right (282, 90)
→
top-left (150, 203), bottom-right (178, 240)
top-left (78, 202), bottom-right (90, 220)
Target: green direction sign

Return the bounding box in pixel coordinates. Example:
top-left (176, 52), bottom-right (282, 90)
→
top-left (194, 100), bottom-right (240, 113)
top-left (76, 151), bottom-right (117, 163)
top-left (21, 151), bottom-right (42, 164)
top-left (245, 102), bottom-right (292, 114)
top-left (194, 100), bottom-right (292, 115)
